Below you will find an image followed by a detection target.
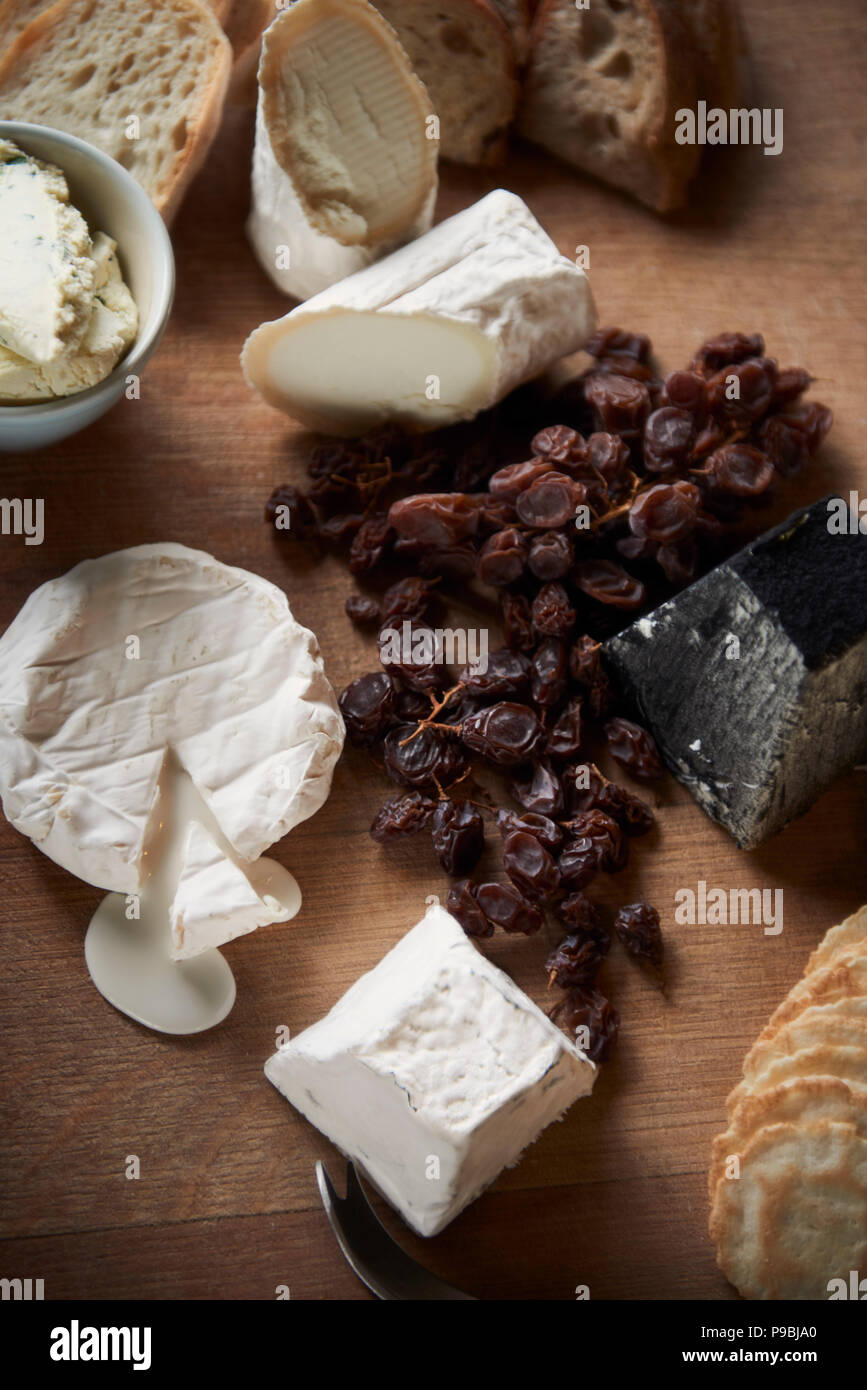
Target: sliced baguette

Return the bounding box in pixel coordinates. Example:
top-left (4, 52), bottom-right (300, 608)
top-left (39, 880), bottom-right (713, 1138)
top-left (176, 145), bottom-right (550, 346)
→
top-left (223, 0), bottom-right (275, 105)
top-left (676, 0), bottom-right (746, 110)
top-left (518, 0), bottom-right (700, 211)
top-left (0, 0), bottom-right (44, 50)
top-left (0, 0), bottom-right (231, 222)
top-left (374, 0), bottom-right (519, 165)
top-left (490, 0), bottom-right (533, 63)
top-left (0, 0), bottom-right (233, 48)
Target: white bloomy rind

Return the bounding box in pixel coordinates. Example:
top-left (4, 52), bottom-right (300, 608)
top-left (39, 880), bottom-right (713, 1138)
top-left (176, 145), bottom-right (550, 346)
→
top-left (246, 0), bottom-right (438, 301)
top-left (0, 543), bottom-right (345, 896)
top-left (265, 902), bottom-right (596, 1237)
top-left (242, 188), bottom-right (597, 434)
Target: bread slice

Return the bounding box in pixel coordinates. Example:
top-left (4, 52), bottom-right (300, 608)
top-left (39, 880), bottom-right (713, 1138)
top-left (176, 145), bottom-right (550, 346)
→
top-left (489, 0), bottom-right (532, 62)
top-left (0, 0), bottom-right (233, 48)
top-left (373, 0), bottom-right (519, 165)
top-left (0, 0), bottom-right (44, 50)
top-left (518, 0), bottom-right (700, 211)
top-left (676, 0), bottom-right (746, 110)
top-left (0, 0), bottom-right (231, 222)
top-left (223, 0), bottom-right (275, 105)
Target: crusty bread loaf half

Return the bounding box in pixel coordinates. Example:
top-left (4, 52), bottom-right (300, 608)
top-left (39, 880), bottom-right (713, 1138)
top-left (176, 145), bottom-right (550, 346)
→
top-left (0, 0), bottom-right (231, 222)
top-left (518, 0), bottom-right (700, 211)
top-left (373, 0), bottom-right (519, 165)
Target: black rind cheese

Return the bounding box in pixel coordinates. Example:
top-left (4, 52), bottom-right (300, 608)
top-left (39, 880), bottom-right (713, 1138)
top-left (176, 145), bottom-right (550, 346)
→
top-left (604, 496), bottom-right (867, 849)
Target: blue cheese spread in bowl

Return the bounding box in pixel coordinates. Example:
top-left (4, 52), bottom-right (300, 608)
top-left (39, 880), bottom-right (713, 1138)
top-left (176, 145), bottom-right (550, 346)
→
top-left (0, 138), bottom-right (138, 403)
top-left (0, 121), bottom-right (173, 451)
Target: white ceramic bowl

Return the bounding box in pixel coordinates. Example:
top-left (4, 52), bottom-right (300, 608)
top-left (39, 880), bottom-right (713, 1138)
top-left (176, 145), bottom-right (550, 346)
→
top-left (0, 122), bottom-right (174, 452)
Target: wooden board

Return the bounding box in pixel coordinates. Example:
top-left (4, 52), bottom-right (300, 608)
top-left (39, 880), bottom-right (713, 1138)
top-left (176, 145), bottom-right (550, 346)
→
top-left (0, 0), bottom-right (865, 1301)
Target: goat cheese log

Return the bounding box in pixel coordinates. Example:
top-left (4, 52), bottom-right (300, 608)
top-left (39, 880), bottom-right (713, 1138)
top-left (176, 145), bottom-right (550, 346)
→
top-left (242, 188), bottom-right (597, 434)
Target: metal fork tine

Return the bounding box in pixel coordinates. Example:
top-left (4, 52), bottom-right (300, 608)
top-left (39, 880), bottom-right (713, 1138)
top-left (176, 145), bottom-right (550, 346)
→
top-left (315, 1161), bottom-right (477, 1301)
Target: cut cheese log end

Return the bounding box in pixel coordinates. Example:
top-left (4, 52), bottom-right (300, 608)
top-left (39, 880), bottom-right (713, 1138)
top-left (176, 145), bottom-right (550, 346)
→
top-left (247, 0), bottom-right (438, 300)
top-left (242, 188), bottom-right (597, 434)
top-left (265, 901), bottom-right (595, 1236)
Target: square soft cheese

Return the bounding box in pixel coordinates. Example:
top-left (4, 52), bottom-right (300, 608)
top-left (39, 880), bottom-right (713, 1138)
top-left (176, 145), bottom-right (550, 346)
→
top-left (265, 901), bottom-right (595, 1236)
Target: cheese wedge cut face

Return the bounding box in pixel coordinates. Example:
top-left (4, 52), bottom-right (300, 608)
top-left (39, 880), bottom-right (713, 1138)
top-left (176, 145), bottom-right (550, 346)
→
top-left (169, 821), bottom-right (293, 961)
top-left (266, 901), bottom-right (596, 1236)
top-left (242, 188), bottom-right (597, 434)
top-left (0, 139), bottom-right (96, 365)
top-left (260, 0), bottom-right (437, 246)
top-left (247, 0), bottom-right (438, 299)
top-left (0, 543), bottom-right (345, 896)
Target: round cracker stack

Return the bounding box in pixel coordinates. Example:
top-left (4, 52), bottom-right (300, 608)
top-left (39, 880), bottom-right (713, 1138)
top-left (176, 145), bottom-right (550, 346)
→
top-left (709, 905), bottom-right (867, 1299)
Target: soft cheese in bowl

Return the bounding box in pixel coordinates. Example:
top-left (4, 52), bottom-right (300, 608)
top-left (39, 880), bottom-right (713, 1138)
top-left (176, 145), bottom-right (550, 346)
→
top-left (0, 122), bottom-right (173, 451)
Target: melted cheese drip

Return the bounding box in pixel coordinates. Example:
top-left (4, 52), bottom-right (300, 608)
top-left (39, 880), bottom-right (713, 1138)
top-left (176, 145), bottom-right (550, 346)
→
top-left (84, 751), bottom-right (301, 1034)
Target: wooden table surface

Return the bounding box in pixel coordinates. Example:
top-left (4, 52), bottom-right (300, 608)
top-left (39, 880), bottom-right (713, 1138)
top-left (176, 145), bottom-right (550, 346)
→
top-left (1, 0), bottom-right (865, 1301)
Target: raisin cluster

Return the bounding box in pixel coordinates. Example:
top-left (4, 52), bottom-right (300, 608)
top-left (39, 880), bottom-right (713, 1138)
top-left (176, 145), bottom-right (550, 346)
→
top-left (267, 330), bottom-right (832, 1060)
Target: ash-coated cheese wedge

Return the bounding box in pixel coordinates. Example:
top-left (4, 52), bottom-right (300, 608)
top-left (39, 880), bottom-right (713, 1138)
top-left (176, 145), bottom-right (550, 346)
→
top-left (605, 497), bottom-right (867, 848)
top-left (265, 901), bottom-right (595, 1236)
top-left (242, 188), bottom-right (596, 434)
top-left (169, 821), bottom-right (293, 961)
top-left (0, 544), bottom-right (344, 909)
top-left (247, 0), bottom-right (438, 301)
top-left (0, 138), bottom-right (96, 364)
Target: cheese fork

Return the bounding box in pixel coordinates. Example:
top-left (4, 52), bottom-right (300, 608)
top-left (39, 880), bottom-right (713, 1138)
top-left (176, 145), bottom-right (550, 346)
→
top-left (315, 1161), bottom-right (477, 1301)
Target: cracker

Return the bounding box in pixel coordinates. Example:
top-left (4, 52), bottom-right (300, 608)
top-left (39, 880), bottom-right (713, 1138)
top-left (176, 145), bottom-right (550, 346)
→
top-left (708, 1076), bottom-right (867, 1199)
top-left (806, 905), bottom-right (867, 975)
top-left (710, 1121), bottom-right (867, 1300)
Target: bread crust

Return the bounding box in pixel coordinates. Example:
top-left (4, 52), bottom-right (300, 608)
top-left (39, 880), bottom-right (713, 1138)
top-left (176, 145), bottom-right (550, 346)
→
top-left (0, 0), bottom-right (231, 222)
top-left (490, 0), bottom-right (533, 63)
top-left (678, 0), bottom-right (746, 110)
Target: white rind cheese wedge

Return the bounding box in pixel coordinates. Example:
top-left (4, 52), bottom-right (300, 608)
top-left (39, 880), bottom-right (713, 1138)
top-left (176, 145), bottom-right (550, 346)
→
top-left (169, 821), bottom-right (291, 961)
top-left (242, 188), bottom-right (597, 434)
top-left (0, 543), bottom-right (344, 896)
top-left (0, 232), bottom-right (138, 403)
top-left (0, 138), bottom-right (96, 364)
top-left (265, 901), bottom-right (595, 1236)
top-left (247, 0), bottom-right (438, 301)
